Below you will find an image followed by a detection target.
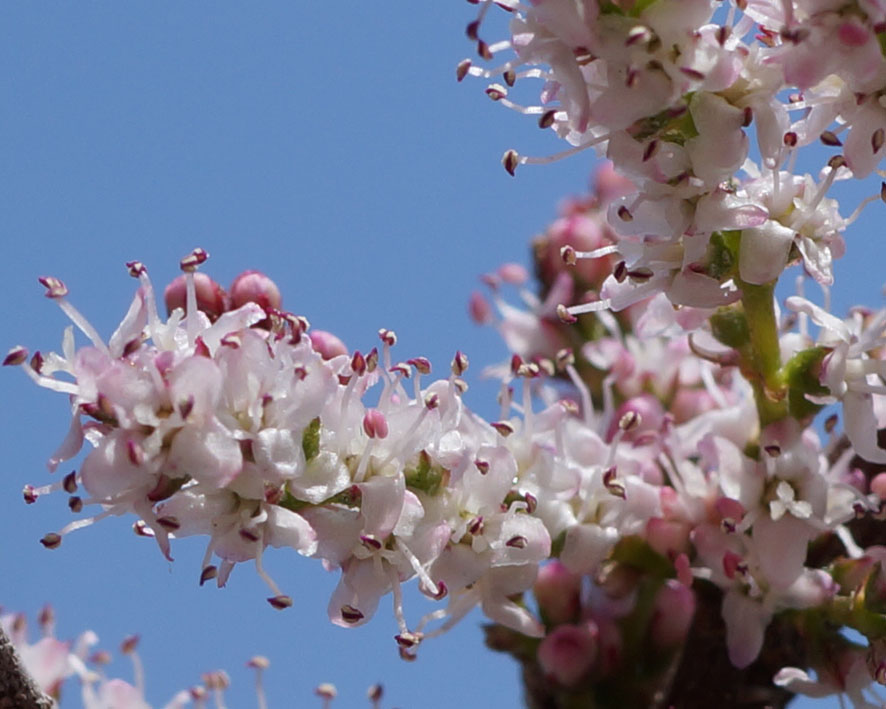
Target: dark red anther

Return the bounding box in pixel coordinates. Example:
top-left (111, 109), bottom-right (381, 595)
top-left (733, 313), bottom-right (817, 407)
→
top-left (3, 346), bottom-right (28, 367)
top-left (506, 535), bottom-right (528, 549)
top-left (40, 533), bottom-right (62, 549)
top-left (239, 527), bottom-right (260, 542)
top-left (200, 566), bottom-right (218, 586)
top-left (126, 261), bottom-right (146, 277)
top-left (268, 595), bottom-right (293, 610)
top-left (39, 276), bottom-right (68, 299)
top-left (351, 350), bottom-right (366, 376)
top-left (456, 58), bottom-right (471, 82)
top-left (408, 357), bottom-right (431, 375)
top-left (340, 605), bottom-right (364, 623)
top-left (179, 248), bottom-right (209, 272)
top-left (23, 485), bottom-right (38, 504)
top-left (361, 535), bottom-right (382, 551)
top-left (62, 471), bottom-right (78, 494)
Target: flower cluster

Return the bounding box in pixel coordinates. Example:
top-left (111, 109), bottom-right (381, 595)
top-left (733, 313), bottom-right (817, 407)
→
top-left (460, 159), bottom-right (886, 704)
top-left (2, 606), bottom-right (390, 708)
top-left (462, 0), bottom-right (885, 319)
top-left (10, 0), bottom-right (886, 704)
top-left (1, 606), bottom-right (246, 708)
top-left (11, 250), bottom-right (614, 654)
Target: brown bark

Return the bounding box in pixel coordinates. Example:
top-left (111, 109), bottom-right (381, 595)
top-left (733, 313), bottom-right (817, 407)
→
top-left (513, 581), bottom-right (806, 709)
top-left (0, 624), bottom-right (53, 709)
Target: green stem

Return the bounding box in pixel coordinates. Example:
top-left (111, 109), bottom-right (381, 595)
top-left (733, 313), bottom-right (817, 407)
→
top-left (738, 279), bottom-right (787, 427)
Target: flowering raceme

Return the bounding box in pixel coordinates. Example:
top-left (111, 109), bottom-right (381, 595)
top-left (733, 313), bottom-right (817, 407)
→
top-left (8, 0), bottom-right (886, 706)
top-left (450, 0), bottom-right (886, 704)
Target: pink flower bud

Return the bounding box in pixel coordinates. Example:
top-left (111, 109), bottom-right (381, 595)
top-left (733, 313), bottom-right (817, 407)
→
top-left (594, 615), bottom-right (623, 676)
top-left (468, 291), bottom-right (494, 324)
top-left (871, 473), bottom-right (886, 500)
top-left (229, 270), bottom-right (282, 311)
top-left (594, 161), bottom-right (634, 204)
top-left (669, 388), bottom-right (717, 423)
top-left (309, 330), bottom-right (348, 360)
top-left (497, 262), bottom-right (529, 285)
top-left (837, 19), bottom-right (870, 47)
top-left (646, 517), bottom-right (690, 558)
top-left (650, 580), bottom-right (696, 648)
top-left (534, 211), bottom-right (612, 289)
top-left (362, 409), bottom-right (388, 439)
top-left (534, 561), bottom-right (582, 625)
top-left (537, 622), bottom-right (599, 686)
top-left (164, 273), bottom-right (227, 320)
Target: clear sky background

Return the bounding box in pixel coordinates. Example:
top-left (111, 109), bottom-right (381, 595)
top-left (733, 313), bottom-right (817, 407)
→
top-left (0, 4), bottom-right (881, 707)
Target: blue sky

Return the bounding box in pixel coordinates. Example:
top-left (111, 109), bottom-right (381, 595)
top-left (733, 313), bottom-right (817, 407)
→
top-left (0, 4), bottom-right (880, 707)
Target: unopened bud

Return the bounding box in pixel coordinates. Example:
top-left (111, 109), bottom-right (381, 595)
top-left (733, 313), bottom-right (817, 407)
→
top-left (229, 270), bottom-right (282, 311)
top-left (650, 580), bottom-right (696, 648)
top-left (469, 290), bottom-right (493, 324)
top-left (537, 623), bottom-right (599, 686)
top-left (535, 561), bottom-right (582, 624)
top-left (164, 273), bottom-right (227, 319)
top-left (363, 409), bottom-right (389, 439)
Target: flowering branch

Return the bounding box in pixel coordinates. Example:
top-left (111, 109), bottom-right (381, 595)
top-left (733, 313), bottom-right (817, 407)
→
top-left (10, 0), bottom-right (886, 705)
